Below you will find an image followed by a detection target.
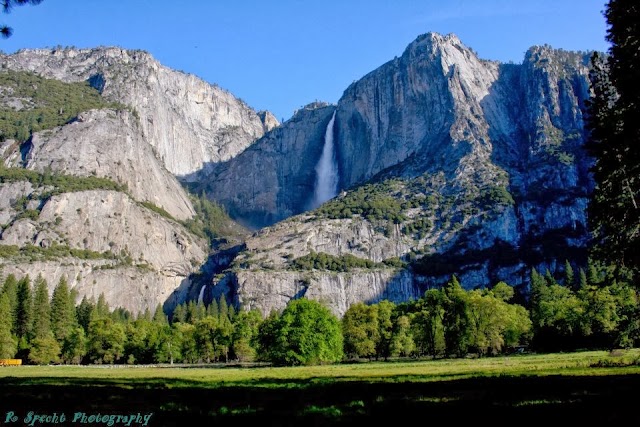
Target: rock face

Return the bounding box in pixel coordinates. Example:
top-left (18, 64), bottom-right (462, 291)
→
top-left (0, 186), bottom-right (207, 313)
top-left (233, 269), bottom-right (419, 317)
top-left (200, 103), bottom-right (336, 228)
top-left (5, 109), bottom-right (195, 220)
top-left (204, 33), bottom-right (594, 315)
top-left (0, 33), bottom-right (595, 317)
top-left (0, 53), bottom-right (221, 313)
top-left (1, 260), bottom-right (196, 316)
top-left (0, 47), bottom-right (270, 177)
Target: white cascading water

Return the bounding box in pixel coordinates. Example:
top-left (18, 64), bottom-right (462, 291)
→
top-left (197, 285), bottom-right (207, 304)
top-left (311, 111), bottom-right (339, 208)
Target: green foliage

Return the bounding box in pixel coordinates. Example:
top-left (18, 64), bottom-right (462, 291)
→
top-left (529, 262), bottom-right (639, 351)
top-left (28, 336), bottom-right (60, 365)
top-left (138, 201), bottom-right (174, 221)
top-left (440, 277), bottom-right (471, 357)
top-left (86, 317), bottom-right (126, 364)
top-left (14, 275), bottom-right (31, 341)
top-left (291, 251), bottom-right (381, 272)
top-left (258, 298), bottom-right (343, 366)
top-left (31, 274), bottom-right (51, 340)
top-left (50, 276), bottom-right (77, 344)
top-left (466, 287), bottom-right (532, 355)
top-left (181, 192), bottom-right (244, 244)
top-left (0, 293), bottom-right (17, 358)
top-left (61, 327), bottom-right (87, 364)
top-left (390, 315), bottom-right (415, 357)
top-left (401, 217), bottom-right (432, 238)
top-left (587, 0), bottom-right (640, 271)
top-left (0, 243), bottom-right (117, 263)
top-left (231, 310), bottom-right (262, 362)
top-left (1, 274), bottom-right (18, 336)
top-left (0, 165), bottom-right (128, 194)
top-left (477, 186), bottom-right (514, 209)
top-left (316, 180), bottom-right (406, 223)
top-left (410, 289), bottom-right (446, 357)
top-left (0, 69), bottom-right (123, 142)
top-left (342, 303), bottom-right (379, 359)
top-left (76, 296), bottom-right (94, 333)
top-left (375, 300), bottom-right (395, 360)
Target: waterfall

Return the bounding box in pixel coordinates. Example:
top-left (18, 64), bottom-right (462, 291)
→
top-left (198, 285), bottom-right (207, 304)
top-left (311, 111), bottom-right (339, 208)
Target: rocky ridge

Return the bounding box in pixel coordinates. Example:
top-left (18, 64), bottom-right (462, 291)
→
top-left (0, 46), bottom-right (278, 178)
top-left (201, 33), bottom-right (594, 316)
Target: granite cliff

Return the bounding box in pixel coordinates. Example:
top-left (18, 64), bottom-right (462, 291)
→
top-left (0, 34), bottom-right (595, 317)
top-left (1, 47), bottom-right (277, 178)
top-left (201, 33), bottom-right (594, 316)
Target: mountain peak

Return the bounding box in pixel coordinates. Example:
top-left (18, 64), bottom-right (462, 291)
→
top-left (410, 32), bottom-right (465, 51)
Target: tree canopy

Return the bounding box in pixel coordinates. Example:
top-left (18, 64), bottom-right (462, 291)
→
top-left (587, 0), bottom-right (640, 272)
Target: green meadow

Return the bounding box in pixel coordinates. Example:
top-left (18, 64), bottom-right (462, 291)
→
top-left (2, 350), bottom-right (640, 426)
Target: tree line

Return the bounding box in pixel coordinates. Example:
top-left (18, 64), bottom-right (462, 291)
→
top-left (0, 259), bottom-right (637, 365)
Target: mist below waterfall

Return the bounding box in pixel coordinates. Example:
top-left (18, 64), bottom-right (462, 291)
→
top-left (311, 111), bottom-right (338, 209)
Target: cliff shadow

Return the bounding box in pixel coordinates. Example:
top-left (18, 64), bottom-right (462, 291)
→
top-left (162, 242), bottom-right (245, 316)
top-left (176, 105), bottom-right (337, 230)
top-left (478, 62), bottom-right (592, 273)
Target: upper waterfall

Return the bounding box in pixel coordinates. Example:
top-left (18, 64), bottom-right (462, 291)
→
top-left (311, 111), bottom-right (339, 208)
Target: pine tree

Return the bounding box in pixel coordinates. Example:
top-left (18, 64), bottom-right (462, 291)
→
top-left (93, 293), bottom-right (110, 320)
top-left (50, 276), bottom-right (76, 343)
top-left (579, 268), bottom-right (589, 290)
top-left (139, 308), bottom-right (152, 322)
top-left (206, 298), bottom-right (219, 318)
top-left (31, 275), bottom-right (52, 340)
top-left (564, 260), bottom-right (575, 289)
top-left (76, 296), bottom-right (94, 332)
top-left (152, 304), bottom-right (168, 325)
top-left (14, 275), bottom-right (32, 341)
top-left (29, 275), bottom-right (60, 364)
top-left (587, 0), bottom-right (640, 271)
top-left (1, 274), bottom-right (18, 335)
top-left (0, 293), bottom-right (17, 358)
top-left (171, 303), bottom-right (186, 324)
top-left (218, 296), bottom-right (229, 322)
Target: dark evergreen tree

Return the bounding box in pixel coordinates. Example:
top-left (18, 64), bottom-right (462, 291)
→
top-left (171, 303), bottom-right (187, 324)
top-left (50, 276), bottom-right (77, 343)
top-left (218, 296), bottom-right (229, 322)
top-left (206, 299), bottom-right (219, 319)
top-left (1, 274), bottom-right (18, 335)
top-left (31, 275), bottom-right (51, 340)
top-left (564, 260), bottom-right (575, 288)
top-left (0, 293), bottom-right (16, 358)
top-left (76, 296), bottom-right (94, 332)
top-left (92, 293), bottom-right (110, 320)
top-left (587, 0), bottom-right (640, 272)
top-left (29, 275), bottom-right (60, 364)
top-left (152, 304), bottom-right (168, 325)
top-left (14, 275), bottom-right (32, 341)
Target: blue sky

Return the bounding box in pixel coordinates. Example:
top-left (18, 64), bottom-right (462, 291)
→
top-left (1, 0), bottom-right (609, 121)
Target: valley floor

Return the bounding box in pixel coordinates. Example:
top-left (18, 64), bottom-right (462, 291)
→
top-left (1, 350), bottom-right (640, 426)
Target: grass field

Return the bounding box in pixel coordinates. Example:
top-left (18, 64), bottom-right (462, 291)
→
top-left (1, 350), bottom-right (640, 426)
